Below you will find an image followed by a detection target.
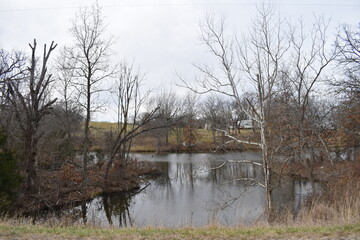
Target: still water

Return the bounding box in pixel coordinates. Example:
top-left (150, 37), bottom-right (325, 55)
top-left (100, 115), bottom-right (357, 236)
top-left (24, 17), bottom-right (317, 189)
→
top-left (68, 152), bottom-right (316, 227)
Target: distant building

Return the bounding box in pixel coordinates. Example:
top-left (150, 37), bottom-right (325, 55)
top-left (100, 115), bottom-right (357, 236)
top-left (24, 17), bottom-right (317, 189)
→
top-left (239, 120), bottom-right (254, 129)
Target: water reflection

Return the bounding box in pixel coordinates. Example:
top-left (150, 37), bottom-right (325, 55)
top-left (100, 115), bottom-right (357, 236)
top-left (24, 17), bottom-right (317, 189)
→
top-left (73, 152), bottom-right (317, 227)
top-left (102, 193), bottom-right (133, 227)
top-left (81, 203), bottom-right (87, 224)
top-left (272, 176), bottom-right (321, 220)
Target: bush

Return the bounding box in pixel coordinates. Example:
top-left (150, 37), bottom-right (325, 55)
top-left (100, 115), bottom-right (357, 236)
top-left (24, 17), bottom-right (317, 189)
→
top-left (0, 130), bottom-right (22, 214)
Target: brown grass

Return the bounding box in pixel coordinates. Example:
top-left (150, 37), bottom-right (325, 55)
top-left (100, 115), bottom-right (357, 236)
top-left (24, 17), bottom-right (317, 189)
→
top-left (297, 174), bottom-right (360, 225)
top-left (272, 159), bottom-right (360, 226)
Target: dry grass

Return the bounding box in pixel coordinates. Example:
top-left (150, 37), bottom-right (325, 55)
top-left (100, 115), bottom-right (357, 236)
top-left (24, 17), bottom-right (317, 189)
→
top-left (89, 121), bottom-right (119, 131)
top-left (297, 175), bottom-right (360, 225)
top-left (271, 159), bottom-right (360, 226)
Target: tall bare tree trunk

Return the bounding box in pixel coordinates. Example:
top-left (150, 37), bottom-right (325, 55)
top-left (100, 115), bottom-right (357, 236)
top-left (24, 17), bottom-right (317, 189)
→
top-left (82, 92), bottom-right (91, 185)
top-left (62, 3), bottom-right (114, 187)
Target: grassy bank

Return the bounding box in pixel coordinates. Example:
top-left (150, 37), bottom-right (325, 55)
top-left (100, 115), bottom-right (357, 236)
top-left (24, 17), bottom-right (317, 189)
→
top-left (89, 121), bottom-right (258, 153)
top-left (0, 222), bottom-right (359, 240)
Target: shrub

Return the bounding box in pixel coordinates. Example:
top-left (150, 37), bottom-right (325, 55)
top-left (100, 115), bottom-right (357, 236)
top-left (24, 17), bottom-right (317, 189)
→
top-left (0, 130), bottom-right (22, 214)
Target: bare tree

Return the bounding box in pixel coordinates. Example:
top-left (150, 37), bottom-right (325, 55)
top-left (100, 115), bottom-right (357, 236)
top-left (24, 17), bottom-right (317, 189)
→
top-left (163, 94), bottom-right (194, 151)
top-left (335, 24), bottom-right (360, 107)
top-left (336, 24), bottom-right (360, 89)
top-left (103, 62), bottom-right (162, 188)
top-left (180, 6), bottom-right (289, 216)
top-left (63, 3), bottom-right (114, 184)
top-left (146, 90), bottom-right (182, 150)
top-left (335, 24), bottom-right (360, 158)
top-left (275, 17), bottom-right (338, 191)
top-left (0, 49), bottom-right (26, 132)
top-left (181, 4), bottom-right (340, 217)
top-left (200, 94), bottom-right (233, 143)
top-left (236, 6), bottom-right (292, 216)
top-left (55, 52), bottom-right (81, 154)
top-left (8, 39), bottom-right (57, 192)
top-left (0, 49), bottom-right (26, 86)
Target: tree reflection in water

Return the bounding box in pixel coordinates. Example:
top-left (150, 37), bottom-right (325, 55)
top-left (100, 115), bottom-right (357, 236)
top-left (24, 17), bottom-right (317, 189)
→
top-left (102, 192), bottom-right (133, 227)
top-left (100, 183), bottom-right (152, 227)
top-left (81, 203), bottom-right (87, 224)
top-left (48, 153), bottom-right (320, 227)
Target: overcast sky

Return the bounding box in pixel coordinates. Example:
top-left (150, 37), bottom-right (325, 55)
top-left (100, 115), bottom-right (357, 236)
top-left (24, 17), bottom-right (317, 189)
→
top-left (0, 0), bottom-right (359, 121)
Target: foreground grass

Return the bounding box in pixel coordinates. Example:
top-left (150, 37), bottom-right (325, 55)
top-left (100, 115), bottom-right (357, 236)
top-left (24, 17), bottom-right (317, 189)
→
top-left (0, 222), bottom-right (359, 240)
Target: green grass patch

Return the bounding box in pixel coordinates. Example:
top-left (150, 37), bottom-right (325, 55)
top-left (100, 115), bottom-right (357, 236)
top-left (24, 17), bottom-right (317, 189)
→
top-left (0, 222), bottom-right (359, 240)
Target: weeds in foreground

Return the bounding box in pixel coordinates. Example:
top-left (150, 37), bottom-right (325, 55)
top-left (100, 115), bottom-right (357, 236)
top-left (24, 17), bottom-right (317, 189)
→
top-left (297, 175), bottom-right (360, 225)
top-left (276, 163), bottom-right (360, 226)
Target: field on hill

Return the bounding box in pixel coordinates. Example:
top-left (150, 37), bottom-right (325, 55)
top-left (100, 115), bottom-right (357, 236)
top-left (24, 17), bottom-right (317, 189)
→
top-left (88, 122), bottom-right (258, 152)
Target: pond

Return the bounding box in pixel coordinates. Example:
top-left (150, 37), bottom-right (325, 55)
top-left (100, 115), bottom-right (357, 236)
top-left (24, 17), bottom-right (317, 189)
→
top-left (54, 152), bottom-right (318, 227)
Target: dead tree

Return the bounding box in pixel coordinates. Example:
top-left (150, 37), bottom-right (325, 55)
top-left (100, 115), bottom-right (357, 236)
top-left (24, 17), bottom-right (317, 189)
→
top-left (9, 39), bottom-right (57, 193)
top-left (63, 3), bottom-right (114, 185)
top-left (0, 49), bottom-right (27, 135)
top-left (104, 62), bottom-right (160, 189)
